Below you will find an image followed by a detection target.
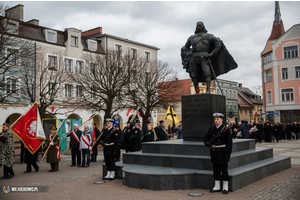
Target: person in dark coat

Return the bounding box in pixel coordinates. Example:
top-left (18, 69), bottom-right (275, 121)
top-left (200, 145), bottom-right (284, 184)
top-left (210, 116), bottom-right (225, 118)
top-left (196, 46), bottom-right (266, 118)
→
top-left (237, 120), bottom-right (249, 139)
top-left (91, 124), bottom-right (101, 162)
top-left (286, 122), bottom-right (292, 140)
top-left (155, 120), bottom-right (168, 141)
top-left (292, 122), bottom-right (299, 140)
top-left (256, 121), bottom-right (263, 143)
top-left (143, 125), bottom-right (155, 142)
top-left (264, 122), bottom-right (272, 142)
top-left (23, 147), bottom-right (39, 173)
top-left (47, 126), bottom-right (61, 172)
top-left (20, 141), bottom-right (25, 164)
top-left (122, 121), bottom-right (132, 153)
top-left (114, 124), bottom-right (124, 161)
top-left (273, 122), bottom-right (280, 142)
top-left (130, 124), bottom-right (142, 152)
top-left (67, 124), bottom-right (82, 167)
top-left (204, 113), bottom-right (232, 194)
top-left (142, 121), bottom-right (151, 142)
top-left (100, 118), bottom-right (119, 181)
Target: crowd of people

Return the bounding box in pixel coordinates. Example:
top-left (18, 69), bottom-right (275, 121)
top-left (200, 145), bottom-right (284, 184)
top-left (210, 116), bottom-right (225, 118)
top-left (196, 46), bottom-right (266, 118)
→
top-left (228, 120), bottom-right (300, 143)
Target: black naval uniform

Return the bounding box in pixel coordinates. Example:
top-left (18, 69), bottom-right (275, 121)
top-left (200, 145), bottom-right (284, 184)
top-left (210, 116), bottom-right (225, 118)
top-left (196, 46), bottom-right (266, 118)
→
top-left (204, 123), bottom-right (232, 182)
top-left (100, 127), bottom-right (119, 173)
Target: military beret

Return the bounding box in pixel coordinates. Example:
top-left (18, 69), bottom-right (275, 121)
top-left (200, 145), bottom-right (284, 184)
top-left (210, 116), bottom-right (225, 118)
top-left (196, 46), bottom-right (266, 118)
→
top-left (114, 124), bottom-right (120, 128)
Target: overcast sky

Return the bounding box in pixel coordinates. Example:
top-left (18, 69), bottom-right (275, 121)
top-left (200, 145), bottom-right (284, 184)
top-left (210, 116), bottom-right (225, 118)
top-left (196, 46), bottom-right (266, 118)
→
top-left (3, 1), bottom-right (300, 93)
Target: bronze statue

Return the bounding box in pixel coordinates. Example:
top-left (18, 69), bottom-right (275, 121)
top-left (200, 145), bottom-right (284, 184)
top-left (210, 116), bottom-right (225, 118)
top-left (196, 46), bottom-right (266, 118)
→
top-left (181, 21), bottom-right (238, 93)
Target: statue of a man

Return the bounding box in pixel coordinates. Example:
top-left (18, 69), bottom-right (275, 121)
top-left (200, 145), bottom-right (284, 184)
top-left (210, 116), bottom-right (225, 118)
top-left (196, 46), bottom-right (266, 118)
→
top-left (181, 21), bottom-right (238, 93)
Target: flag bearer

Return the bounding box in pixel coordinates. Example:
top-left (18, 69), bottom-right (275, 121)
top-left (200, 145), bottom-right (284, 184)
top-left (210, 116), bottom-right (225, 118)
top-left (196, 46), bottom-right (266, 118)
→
top-left (47, 126), bottom-right (61, 172)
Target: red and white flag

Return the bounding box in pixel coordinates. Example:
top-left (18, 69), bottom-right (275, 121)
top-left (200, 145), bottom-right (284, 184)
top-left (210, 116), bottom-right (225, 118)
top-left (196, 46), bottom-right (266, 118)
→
top-left (11, 103), bottom-right (46, 154)
top-left (50, 105), bottom-right (55, 113)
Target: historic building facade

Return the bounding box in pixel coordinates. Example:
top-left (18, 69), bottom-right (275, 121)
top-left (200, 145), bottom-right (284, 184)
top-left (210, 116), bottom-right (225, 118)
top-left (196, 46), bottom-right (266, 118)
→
top-left (261, 2), bottom-right (300, 123)
top-left (0, 4), bottom-right (159, 141)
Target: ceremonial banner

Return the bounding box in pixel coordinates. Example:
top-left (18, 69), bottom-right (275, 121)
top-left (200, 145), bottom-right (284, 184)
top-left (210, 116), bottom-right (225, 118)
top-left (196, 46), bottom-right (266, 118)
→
top-left (11, 104), bottom-right (46, 154)
top-left (113, 114), bottom-right (119, 127)
top-left (71, 118), bottom-right (82, 128)
top-left (56, 119), bottom-right (68, 154)
top-left (166, 105), bottom-right (179, 127)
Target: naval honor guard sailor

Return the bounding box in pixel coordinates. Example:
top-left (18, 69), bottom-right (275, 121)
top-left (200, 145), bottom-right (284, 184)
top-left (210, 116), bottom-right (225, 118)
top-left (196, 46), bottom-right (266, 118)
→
top-left (100, 118), bottom-right (119, 180)
top-left (203, 113), bottom-right (232, 194)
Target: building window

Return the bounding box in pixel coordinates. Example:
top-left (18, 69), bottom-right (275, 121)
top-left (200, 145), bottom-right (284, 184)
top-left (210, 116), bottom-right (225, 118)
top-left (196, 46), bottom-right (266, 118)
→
top-left (282, 68), bottom-right (288, 80)
top-left (281, 88), bottom-right (294, 102)
top-left (48, 55), bottom-right (57, 70)
top-left (7, 23), bottom-right (16, 34)
top-left (296, 67), bottom-right (300, 78)
top-left (145, 52), bottom-right (150, 62)
top-left (76, 61), bottom-right (84, 74)
top-left (130, 48), bottom-right (137, 60)
top-left (7, 49), bottom-right (18, 65)
top-left (284, 46), bottom-right (298, 59)
top-left (76, 85), bottom-right (84, 98)
top-left (65, 59), bottom-right (73, 73)
top-left (115, 44), bottom-right (122, 57)
top-left (89, 41), bottom-right (96, 51)
top-left (90, 63), bottom-right (97, 76)
top-left (263, 53), bottom-right (271, 64)
top-left (65, 84), bottom-right (72, 97)
top-left (6, 77), bottom-right (18, 95)
top-left (48, 82), bottom-right (58, 98)
top-left (245, 110), bottom-right (247, 114)
top-left (71, 36), bottom-right (78, 47)
top-left (47, 32), bottom-right (55, 42)
top-left (265, 69), bottom-right (272, 83)
top-left (267, 90), bottom-right (272, 103)
top-left (91, 86), bottom-right (96, 99)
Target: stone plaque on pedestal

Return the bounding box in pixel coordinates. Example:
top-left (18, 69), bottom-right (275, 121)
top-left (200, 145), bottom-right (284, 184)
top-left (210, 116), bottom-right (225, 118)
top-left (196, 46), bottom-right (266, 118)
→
top-left (182, 94), bottom-right (226, 141)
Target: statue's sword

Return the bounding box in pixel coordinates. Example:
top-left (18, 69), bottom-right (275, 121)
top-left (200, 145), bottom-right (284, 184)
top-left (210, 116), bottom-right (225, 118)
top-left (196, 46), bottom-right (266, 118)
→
top-left (207, 57), bottom-right (224, 96)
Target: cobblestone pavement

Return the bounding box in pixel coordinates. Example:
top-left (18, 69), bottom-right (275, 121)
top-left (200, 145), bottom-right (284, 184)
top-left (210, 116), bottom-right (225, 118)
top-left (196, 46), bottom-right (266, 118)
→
top-left (1, 139), bottom-right (300, 200)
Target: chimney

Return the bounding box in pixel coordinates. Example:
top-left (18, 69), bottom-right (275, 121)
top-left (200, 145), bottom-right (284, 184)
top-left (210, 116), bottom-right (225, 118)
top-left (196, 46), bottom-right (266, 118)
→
top-left (27, 19), bottom-right (39, 26)
top-left (82, 27), bottom-right (102, 37)
top-left (5, 4), bottom-right (24, 21)
top-left (238, 83), bottom-right (242, 88)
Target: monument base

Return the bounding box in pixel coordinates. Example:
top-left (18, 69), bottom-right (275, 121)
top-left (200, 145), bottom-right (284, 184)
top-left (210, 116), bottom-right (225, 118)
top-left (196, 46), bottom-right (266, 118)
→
top-left (182, 94), bottom-right (226, 141)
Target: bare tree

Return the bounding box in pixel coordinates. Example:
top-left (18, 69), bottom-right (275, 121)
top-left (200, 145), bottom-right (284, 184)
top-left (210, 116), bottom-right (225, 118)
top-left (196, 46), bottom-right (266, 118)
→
top-left (0, 4), bottom-right (35, 104)
top-left (126, 58), bottom-right (179, 126)
top-left (21, 45), bottom-right (75, 118)
top-left (71, 49), bottom-right (134, 122)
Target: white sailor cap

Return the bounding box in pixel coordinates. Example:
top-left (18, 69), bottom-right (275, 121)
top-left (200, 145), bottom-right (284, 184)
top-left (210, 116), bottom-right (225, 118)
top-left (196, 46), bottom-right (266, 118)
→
top-left (106, 118), bottom-right (114, 122)
top-left (213, 113), bottom-right (224, 118)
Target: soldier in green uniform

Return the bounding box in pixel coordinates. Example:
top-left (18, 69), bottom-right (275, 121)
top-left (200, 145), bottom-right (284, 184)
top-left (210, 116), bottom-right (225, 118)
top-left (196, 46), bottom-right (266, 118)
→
top-left (47, 126), bottom-right (61, 172)
top-left (0, 123), bottom-right (15, 179)
top-left (130, 124), bottom-right (142, 152)
top-left (155, 120), bottom-right (168, 141)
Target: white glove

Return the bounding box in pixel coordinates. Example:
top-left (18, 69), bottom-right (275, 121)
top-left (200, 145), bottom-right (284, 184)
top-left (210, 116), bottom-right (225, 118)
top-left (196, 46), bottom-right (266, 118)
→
top-left (50, 142), bottom-right (54, 145)
top-left (89, 146), bottom-right (92, 151)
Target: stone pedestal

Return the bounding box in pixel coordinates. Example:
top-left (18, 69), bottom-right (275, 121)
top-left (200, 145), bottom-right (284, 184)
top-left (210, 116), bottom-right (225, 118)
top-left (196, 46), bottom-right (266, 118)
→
top-left (182, 94), bottom-right (226, 141)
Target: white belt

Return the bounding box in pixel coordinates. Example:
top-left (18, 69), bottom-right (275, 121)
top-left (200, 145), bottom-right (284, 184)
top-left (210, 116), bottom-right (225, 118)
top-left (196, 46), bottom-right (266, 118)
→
top-left (105, 143), bottom-right (114, 146)
top-left (212, 144), bottom-right (226, 148)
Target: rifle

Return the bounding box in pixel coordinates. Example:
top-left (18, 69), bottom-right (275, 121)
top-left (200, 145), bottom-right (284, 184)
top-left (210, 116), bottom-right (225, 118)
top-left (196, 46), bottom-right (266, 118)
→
top-left (205, 126), bottom-right (227, 148)
top-left (99, 127), bottom-right (116, 146)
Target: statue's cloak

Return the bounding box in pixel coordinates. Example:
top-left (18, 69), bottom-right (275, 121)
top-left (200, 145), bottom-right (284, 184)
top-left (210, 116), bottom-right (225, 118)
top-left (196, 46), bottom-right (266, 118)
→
top-left (181, 39), bottom-right (238, 82)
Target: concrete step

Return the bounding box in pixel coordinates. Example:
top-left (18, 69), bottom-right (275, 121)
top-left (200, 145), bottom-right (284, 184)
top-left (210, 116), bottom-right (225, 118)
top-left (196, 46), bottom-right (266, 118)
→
top-left (119, 156), bottom-right (291, 191)
top-left (142, 139), bottom-right (256, 156)
top-left (123, 147), bottom-right (273, 170)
